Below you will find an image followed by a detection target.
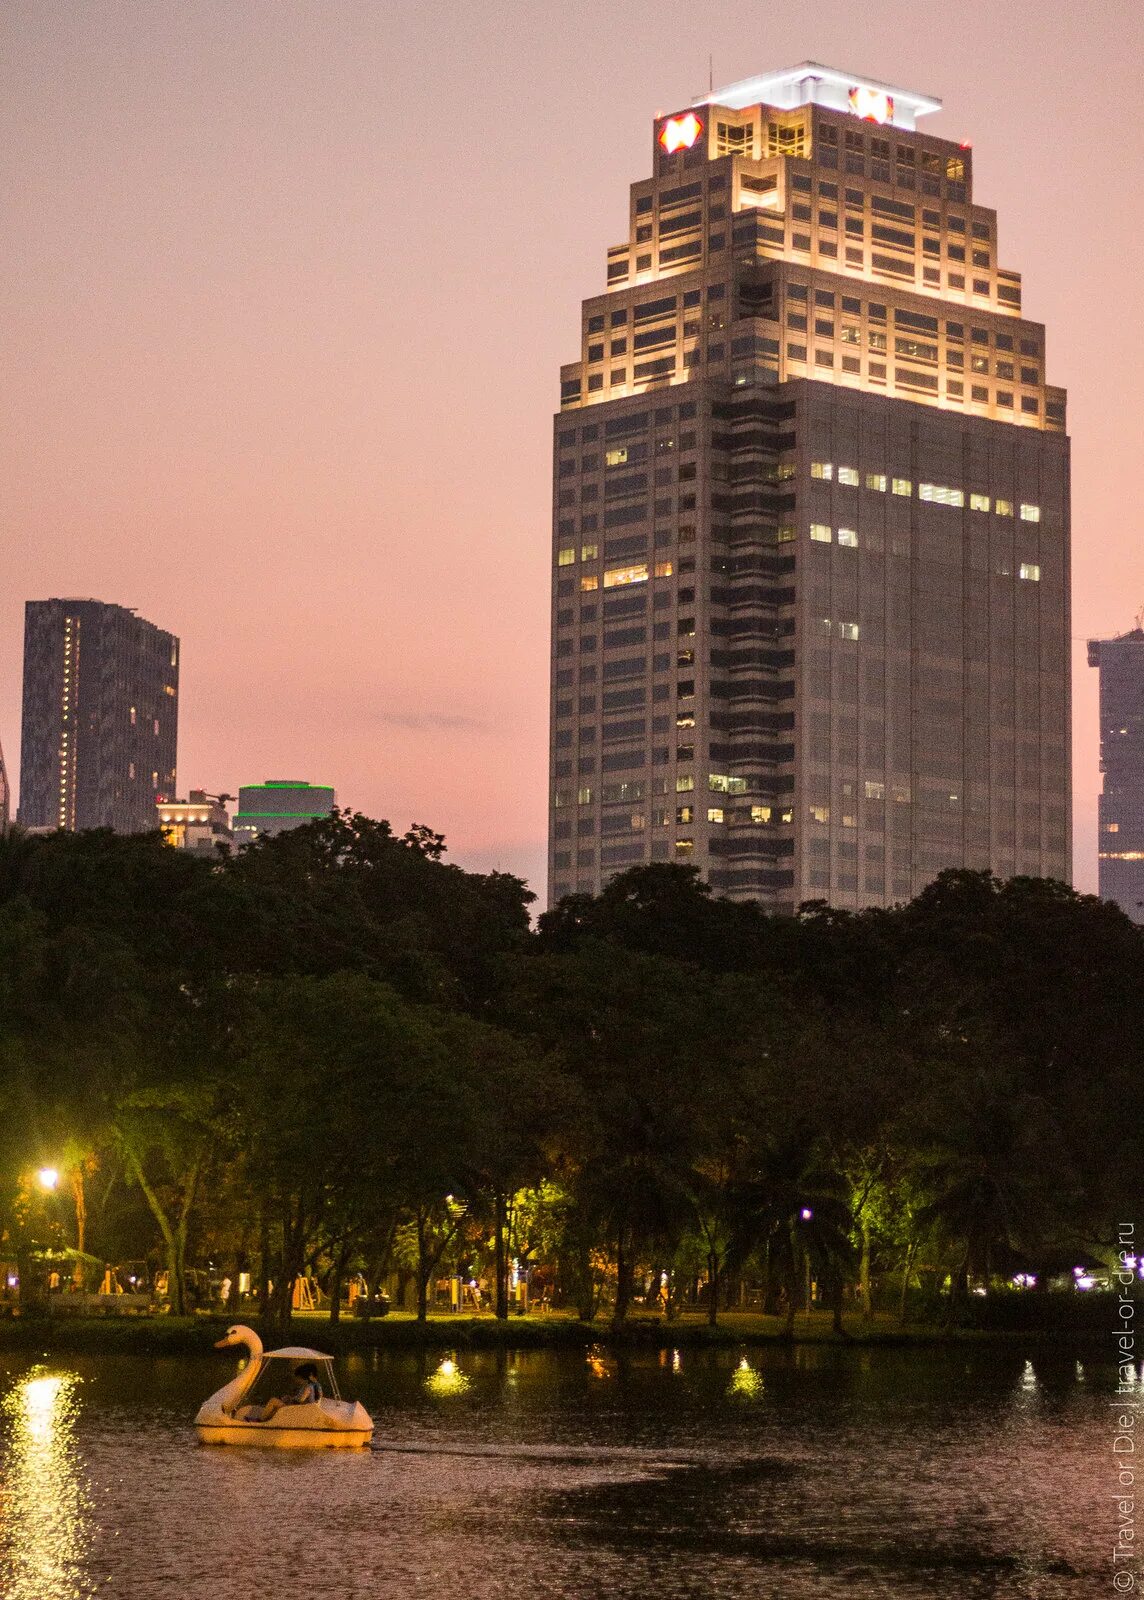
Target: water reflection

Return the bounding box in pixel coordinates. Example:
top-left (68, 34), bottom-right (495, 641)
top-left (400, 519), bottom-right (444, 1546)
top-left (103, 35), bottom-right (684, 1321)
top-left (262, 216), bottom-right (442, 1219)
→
top-left (0, 1345), bottom-right (1112, 1599)
top-left (424, 1354), bottom-right (471, 1397)
top-left (0, 1369), bottom-right (90, 1600)
top-left (726, 1355), bottom-right (764, 1402)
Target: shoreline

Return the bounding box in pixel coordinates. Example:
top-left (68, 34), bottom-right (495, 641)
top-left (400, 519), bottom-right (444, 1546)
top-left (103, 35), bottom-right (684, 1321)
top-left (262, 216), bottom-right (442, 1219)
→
top-left (0, 1308), bottom-right (1110, 1357)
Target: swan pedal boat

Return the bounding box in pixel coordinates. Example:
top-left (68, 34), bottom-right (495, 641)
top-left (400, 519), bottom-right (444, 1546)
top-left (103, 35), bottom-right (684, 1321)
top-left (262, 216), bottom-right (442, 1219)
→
top-left (195, 1324), bottom-right (373, 1448)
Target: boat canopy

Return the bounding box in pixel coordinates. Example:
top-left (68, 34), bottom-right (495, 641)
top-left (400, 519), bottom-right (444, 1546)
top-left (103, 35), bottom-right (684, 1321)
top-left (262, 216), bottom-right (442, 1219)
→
top-left (263, 1347), bottom-right (334, 1361)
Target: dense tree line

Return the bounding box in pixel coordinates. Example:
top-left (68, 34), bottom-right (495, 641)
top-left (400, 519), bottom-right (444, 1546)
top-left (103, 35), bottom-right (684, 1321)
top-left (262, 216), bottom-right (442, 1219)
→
top-left (0, 814), bottom-right (1139, 1330)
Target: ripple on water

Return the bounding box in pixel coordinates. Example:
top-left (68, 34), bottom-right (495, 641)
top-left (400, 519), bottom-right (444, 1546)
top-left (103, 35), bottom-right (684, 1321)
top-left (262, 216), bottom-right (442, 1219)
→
top-left (0, 1345), bottom-right (1111, 1599)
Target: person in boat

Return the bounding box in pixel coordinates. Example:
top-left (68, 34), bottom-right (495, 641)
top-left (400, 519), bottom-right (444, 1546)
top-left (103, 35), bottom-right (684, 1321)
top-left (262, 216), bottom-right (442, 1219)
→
top-left (239, 1362), bottom-right (322, 1421)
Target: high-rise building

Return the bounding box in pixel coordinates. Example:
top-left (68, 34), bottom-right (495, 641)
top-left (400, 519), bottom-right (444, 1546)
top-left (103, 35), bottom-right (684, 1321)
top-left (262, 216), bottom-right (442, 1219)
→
top-left (231, 780), bottom-right (336, 847)
top-left (548, 63), bottom-right (1070, 912)
top-left (157, 790), bottom-right (234, 857)
top-left (18, 599), bottom-right (179, 833)
top-left (1088, 624), bottom-right (1144, 923)
top-left (0, 735), bottom-right (9, 834)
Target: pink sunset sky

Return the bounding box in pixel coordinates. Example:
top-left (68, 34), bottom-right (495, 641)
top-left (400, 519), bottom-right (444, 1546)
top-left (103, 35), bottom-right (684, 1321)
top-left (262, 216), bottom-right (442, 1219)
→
top-left (3, 0), bottom-right (1142, 899)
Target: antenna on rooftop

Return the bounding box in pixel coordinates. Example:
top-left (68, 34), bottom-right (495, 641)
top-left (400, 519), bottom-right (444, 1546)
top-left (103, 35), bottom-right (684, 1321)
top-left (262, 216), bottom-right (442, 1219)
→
top-left (709, 53), bottom-right (714, 94)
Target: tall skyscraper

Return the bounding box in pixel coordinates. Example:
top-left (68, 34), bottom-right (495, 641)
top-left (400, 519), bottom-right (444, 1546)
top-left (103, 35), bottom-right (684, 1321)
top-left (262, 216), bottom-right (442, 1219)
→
top-left (18, 599), bottom-right (179, 833)
top-left (1088, 624), bottom-right (1144, 923)
top-left (231, 780), bottom-right (336, 846)
top-left (549, 63), bottom-right (1070, 912)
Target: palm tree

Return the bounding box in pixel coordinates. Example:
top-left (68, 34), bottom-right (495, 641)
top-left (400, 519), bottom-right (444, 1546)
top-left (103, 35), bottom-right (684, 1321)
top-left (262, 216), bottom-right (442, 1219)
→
top-left (747, 1128), bottom-right (856, 1336)
top-left (913, 1077), bottom-right (1061, 1313)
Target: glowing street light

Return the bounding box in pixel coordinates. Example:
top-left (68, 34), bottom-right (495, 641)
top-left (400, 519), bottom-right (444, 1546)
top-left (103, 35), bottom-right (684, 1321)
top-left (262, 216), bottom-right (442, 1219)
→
top-left (36, 1168), bottom-right (60, 1193)
top-left (800, 1207), bottom-right (813, 1221)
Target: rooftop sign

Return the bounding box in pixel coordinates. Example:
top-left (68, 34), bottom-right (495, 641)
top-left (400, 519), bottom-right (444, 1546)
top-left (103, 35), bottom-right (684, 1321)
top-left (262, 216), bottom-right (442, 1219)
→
top-left (658, 111), bottom-right (703, 153)
top-left (695, 61), bottom-right (941, 131)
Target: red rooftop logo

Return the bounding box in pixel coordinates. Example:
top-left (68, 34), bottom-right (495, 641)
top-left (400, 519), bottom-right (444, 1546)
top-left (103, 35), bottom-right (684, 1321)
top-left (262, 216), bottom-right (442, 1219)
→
top-left (848, 86), bottom-right (894, 124)
top-left (659, 112), bottom-right (703, 153)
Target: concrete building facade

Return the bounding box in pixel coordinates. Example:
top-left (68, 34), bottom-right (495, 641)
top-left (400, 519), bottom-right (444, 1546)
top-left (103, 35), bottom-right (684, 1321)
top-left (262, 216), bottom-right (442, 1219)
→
top-left (231, 780), bottom-right (336, 847)
top-left (19, 599), bottom-right (179, 833)
top-left (548, 63), bottom-right (1070, 911)
top-left (1088, 625), bottom-right (1144, 923)
top-left (157, 791), bottom-right (234, 857)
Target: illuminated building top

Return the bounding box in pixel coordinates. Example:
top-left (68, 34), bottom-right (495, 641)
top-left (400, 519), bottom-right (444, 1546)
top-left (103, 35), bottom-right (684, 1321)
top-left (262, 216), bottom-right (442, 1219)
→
top-left (547, 65), bottom-right (1071, 916)
top-left (695, 62), bottom-right (942, 130)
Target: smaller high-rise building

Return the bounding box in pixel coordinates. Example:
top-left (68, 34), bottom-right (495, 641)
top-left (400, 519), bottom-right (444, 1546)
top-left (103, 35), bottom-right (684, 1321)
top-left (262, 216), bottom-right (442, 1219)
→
top-left (231, 780), bottom-right (336, 847)
top-left (157, 791), bottom-right (233, 857)
top-left (1088, 623), bottom-right (1144, 922)
top-left (18, 599), bottom-right (179, 833)
top-left (0, 736), bottom-right (9, 834)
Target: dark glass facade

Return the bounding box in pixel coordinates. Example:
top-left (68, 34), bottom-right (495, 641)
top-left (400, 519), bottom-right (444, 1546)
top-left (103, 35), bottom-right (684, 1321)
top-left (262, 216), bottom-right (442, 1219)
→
top-left (0, 736), bottom-right (9, 833)
top-left (1088, 627), bottom-right (1144, 923)
top-left (18, 599), bottom-right (179, 833)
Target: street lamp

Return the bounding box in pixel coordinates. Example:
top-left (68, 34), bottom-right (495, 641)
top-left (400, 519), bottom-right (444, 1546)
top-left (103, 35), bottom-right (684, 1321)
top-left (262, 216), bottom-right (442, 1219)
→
top-left (37, 1168), bottom-right (59, 1192)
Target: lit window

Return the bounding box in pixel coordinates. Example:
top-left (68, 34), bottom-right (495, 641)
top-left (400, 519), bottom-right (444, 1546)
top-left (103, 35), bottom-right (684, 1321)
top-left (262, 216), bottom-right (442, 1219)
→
top-left (892, 478), bottom-right (911, 496)
top-left (865, 473), bottom-right (887, 492)
top-left (777, 524), bottom-right (797, 542)
top-left (750, 805), bottom-right (772, 823)
top-left (676, 775), bottom-right (694, 793)
top-left (707, 808), bottom-right (724, 824)
top-left (603, 563), bottom-right (649, 588)
top-left (654, 561), bottom-right (674, 578)
top-left (811, 462), bottom-right (833, 480)
top-left (1019, 503), bottom-right (1041, 522)
top-left (809, 805), bottom-right (830, 823)
top-left (580, 575), bottom-right (599, 592)
top-left (810, 523), bottom-right (833, 542)
top-left (919, 483), bottom-right (965, 506)
top-left (557, 547), bottom-right (575, 566)
top-left (969, 493), bottom-right (990, 512)
top-left (995, 498), bottom-right (1014, 517)
top-left (1018, 563), bottom-right (1041, 581)
top-left (605, 447), bottom-right (629, 467)
top-left (864, 780), bottom-right (885, 800)
top-left (838, 621), bottom-right (859, 640)
top-left (836, 466), bottom-right (859, 486)
top-left (837, 528), bottom-right (858, 547)
top-left (581, 543), bottom-right (598, 560)
top-left (674, 839), bottom-right (694, 854)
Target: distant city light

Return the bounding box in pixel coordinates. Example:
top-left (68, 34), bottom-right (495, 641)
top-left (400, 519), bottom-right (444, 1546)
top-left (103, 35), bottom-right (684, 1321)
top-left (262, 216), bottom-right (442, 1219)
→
top-left (800, 1207), bottom-right (813, 1221)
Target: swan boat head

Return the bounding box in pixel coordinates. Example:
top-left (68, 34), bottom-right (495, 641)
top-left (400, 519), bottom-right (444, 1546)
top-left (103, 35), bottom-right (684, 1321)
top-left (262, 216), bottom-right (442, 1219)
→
top-left (196, 1325), bottom-right (265, 1422)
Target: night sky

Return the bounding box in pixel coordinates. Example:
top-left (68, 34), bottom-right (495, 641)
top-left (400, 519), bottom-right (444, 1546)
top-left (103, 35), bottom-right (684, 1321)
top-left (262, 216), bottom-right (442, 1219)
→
top-left (4, 0), bottom-right (1141, 896)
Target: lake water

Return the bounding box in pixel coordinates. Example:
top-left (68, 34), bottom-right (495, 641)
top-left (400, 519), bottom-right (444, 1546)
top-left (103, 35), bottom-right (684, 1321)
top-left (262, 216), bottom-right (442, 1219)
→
top-left (0, 1340), bottom-right (1117, 1598)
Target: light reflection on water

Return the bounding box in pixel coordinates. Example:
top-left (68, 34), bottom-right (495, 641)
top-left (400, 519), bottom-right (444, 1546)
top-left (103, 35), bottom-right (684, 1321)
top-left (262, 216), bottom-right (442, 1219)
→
top-left (0, 1343), bottom-right (1119, 1599)
top-left (0, 1369), bottom-right (91, 1600)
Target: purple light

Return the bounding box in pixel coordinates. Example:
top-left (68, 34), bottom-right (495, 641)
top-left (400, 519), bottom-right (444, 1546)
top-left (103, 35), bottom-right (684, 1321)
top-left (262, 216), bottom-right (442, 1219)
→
top-left (800, 1207), bottom-right (813, 1221)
